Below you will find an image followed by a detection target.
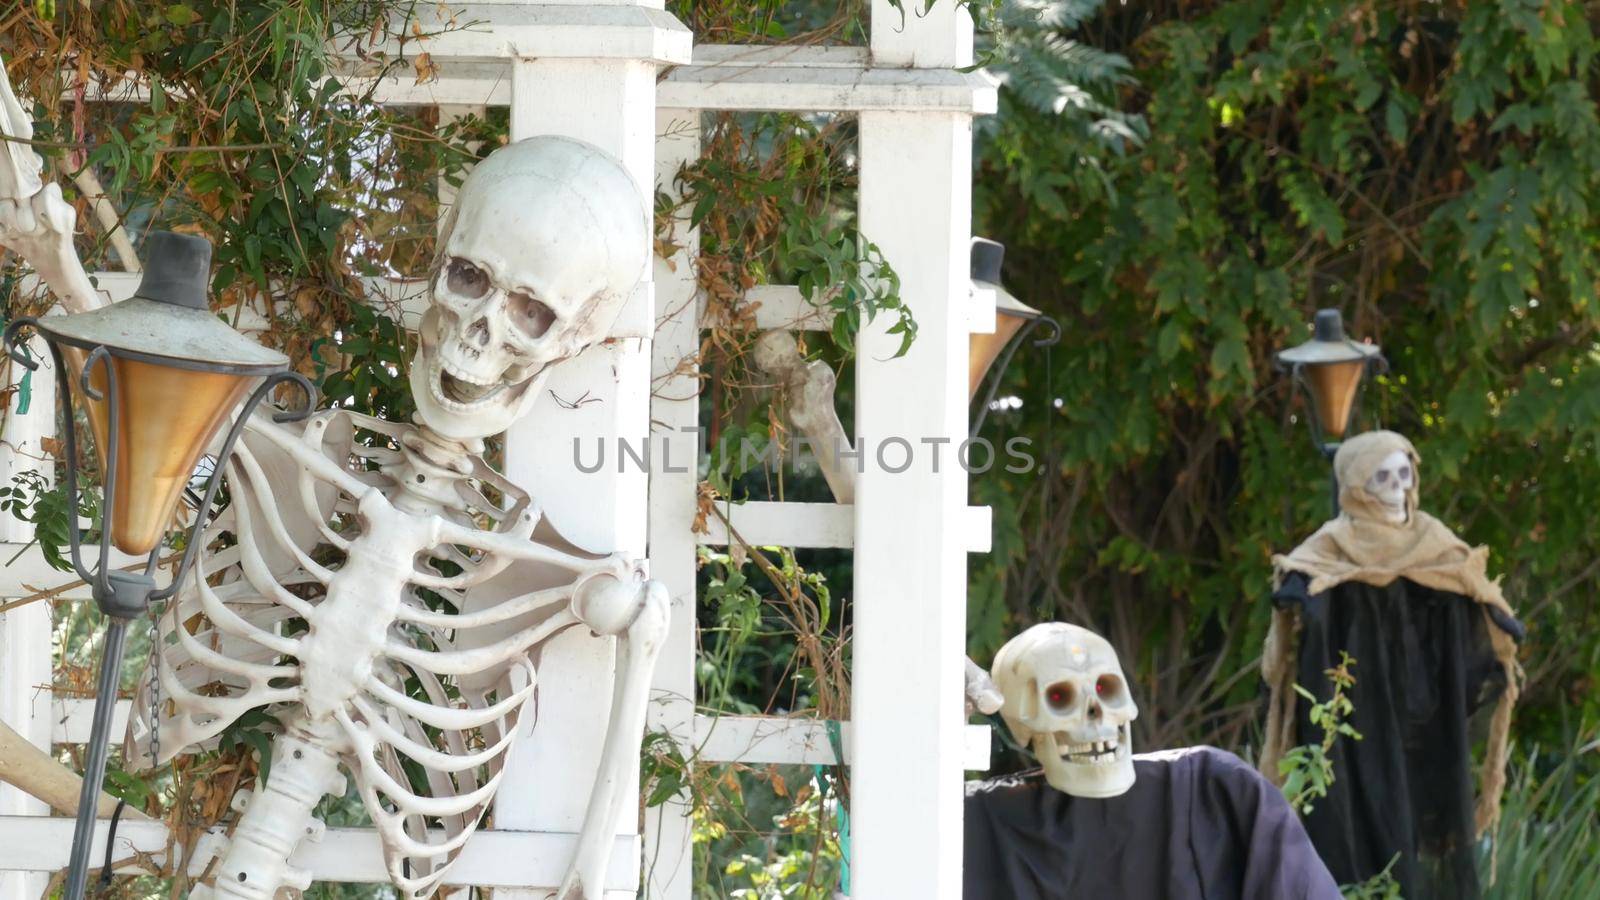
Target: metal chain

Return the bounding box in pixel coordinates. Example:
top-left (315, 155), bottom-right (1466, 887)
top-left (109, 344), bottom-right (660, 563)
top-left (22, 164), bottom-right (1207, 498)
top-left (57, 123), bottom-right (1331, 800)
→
top-left (146, 602), bottom-right (162, 768)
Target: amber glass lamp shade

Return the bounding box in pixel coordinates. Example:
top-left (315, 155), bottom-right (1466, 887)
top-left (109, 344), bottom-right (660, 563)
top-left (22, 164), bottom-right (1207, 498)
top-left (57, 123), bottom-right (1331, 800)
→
top-left (35, 233), bottom-right (289, 555)
top-left (1304, 358), bottom-right (1366, 440)
top-left (56, 347), bottom-right (259, 553)
top-left (1275, 308), bottom-right (1383, 445)
top-left (968, 238), bottom-right (1043, 401)
top-left (969, 309), bottom-right (1033, 401)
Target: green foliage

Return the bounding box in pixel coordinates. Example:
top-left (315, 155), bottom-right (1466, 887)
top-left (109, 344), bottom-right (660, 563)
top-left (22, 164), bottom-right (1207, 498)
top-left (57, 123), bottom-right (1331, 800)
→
top-left (671, 112), bottom-right (915, 358)
top-left (1481, 742), bottom-right (1600, 897)
top-left (1341, 856), bottom-right (1402, 900)
top-left (970, 0), bottom-right (1600, 754)
top-left (713, 775), bottom-right (845, 900)
top-left (318, 300), bottom-right (416, 422)
top-left (1278, 653), bottom-right (1361, 816)
top-left (0, 469), bottom-right (96, 572)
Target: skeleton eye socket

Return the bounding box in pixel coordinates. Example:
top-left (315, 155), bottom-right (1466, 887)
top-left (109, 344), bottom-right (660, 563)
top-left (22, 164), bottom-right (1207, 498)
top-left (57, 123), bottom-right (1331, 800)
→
top-left (1398, 465), bottom-right (1411, 483)
top-left (1374, 470), bottom-right (1390, 484)
top-left (446, 258), bottom-right (490, 299)
top-left (509, 291), bottom-right (557, 339)
top-left (1095, 674), bottom-right (1125, 703)
top-left (1045, 682), bottom-right (1075, 712)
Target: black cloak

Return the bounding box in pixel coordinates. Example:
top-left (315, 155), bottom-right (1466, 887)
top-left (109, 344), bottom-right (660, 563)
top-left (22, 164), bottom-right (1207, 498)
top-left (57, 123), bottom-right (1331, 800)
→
top-left (1272, 572), bottom-right (1508, 898)
top-left (963, 746), bottom-right (1340, 900)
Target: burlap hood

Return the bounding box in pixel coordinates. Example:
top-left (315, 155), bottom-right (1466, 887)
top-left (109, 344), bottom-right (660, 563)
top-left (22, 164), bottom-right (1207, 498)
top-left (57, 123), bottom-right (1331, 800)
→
top-left (1271, 431), bottom-right (1515, 621)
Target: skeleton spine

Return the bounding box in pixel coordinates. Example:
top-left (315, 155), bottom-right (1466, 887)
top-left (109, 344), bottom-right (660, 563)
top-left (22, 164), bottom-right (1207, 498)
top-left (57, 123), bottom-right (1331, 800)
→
top-left (199, 718), bottom-right (344, 899)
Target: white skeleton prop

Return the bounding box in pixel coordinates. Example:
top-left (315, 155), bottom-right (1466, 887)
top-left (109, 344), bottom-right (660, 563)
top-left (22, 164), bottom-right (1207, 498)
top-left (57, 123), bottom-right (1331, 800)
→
top-left (991, 623), bottom-right (1138, 799)
top-left (1364, 449), bottom-right (1414, 524)
top-left (0, 94), bottom-right (664, 899)
top-left (750, 331), bottom-right (857, 505)
top-left (0, 60), bottom-right (101, 314)
top-left (749, 330), bottom-right (1003, 718)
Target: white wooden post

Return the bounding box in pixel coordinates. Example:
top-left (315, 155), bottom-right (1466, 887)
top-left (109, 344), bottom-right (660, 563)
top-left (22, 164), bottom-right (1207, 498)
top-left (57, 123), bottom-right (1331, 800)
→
top-left (0, 337), bottom-right (57, 900)
top-left (850, 2), bottom-right (974, 897)
top-left (643, 107), bottom-right (701, 900)
top-left (494, 8), bottom-right (690, 898)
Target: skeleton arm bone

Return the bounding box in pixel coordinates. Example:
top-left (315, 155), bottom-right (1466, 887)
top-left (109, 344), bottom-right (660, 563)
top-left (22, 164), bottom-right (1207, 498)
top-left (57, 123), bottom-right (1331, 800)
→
top-left (753, 332), bottom-right (1004, 720)
top-left (556, 576), bottom-right (671, 900)
top-left (432, 516), bottom-right (637, 581)
top-left (751, 331), bottom-right (857, 504)
top-left (0, 55), bottom-right (104, 314)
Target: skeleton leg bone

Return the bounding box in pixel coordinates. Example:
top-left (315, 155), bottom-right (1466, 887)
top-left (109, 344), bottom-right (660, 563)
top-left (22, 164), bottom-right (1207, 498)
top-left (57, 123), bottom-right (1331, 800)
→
top-left (554, 577), bottom-right (670, 900)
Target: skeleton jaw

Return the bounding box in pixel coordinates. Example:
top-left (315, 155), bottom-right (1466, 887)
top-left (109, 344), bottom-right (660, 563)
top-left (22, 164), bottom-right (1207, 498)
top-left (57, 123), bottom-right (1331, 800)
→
top-left (432, 352), bottom-right (513, 410)
top-left (1051, 722), bottom-right (1131, 766)
top-left (409, 311), bottom-right (545, 441)
top-left (1376, 495), bottom-right (1408, 523)
top-left (1037, 721), bottom-right (1135, 798)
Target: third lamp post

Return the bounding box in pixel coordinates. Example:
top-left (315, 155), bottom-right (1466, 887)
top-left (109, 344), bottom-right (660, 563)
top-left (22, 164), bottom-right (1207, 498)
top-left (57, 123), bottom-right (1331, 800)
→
top-left (1274, 308), bottom-right (1387, 512)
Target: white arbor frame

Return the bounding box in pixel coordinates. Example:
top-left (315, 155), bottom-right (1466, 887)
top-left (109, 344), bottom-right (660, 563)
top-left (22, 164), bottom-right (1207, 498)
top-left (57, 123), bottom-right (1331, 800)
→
top-left (0, 2), bottom-right (996, 897)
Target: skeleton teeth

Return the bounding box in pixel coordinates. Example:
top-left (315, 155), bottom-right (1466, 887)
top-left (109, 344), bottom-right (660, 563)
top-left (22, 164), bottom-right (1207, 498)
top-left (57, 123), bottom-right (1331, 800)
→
top-left (1053, 734), bottom-right (1121, 762)
top-left (430, 356), bottom-right (508, 410)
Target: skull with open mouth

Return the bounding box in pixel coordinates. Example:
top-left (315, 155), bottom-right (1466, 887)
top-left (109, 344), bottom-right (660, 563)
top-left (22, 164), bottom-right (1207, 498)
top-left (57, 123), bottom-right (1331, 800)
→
top-left (992, 622), bottom-right (1139, 798)
top-left (410, 135), bottom-right (649, 442)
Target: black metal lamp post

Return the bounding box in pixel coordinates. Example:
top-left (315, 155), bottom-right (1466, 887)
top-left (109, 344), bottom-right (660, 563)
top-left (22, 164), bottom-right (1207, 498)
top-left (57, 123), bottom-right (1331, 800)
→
top-left (968, 237), bottom-right (1060, 438)
top-left (1274, 308), bottom-right (1387, 511)
top-left (2, 231), bottom-right (314, 900)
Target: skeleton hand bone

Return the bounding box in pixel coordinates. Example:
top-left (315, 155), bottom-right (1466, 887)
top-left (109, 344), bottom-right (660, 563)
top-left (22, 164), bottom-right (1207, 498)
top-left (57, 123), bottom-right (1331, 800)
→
top-left (965, 657), bottom-right (1004, 717)
top-left (0, 54), bottom-right (101, 313)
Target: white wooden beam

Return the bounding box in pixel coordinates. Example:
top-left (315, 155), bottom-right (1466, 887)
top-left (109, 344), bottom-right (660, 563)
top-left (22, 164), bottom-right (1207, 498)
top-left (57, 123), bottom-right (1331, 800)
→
top-left (50, 699), bottom-right (131, 745)
top-left (63, 44), bottom-right (994, 114)
top-left (641, 106), bottom-right (701, 900)
top-left (658, 60), bottom-right (996, 114)
top-left (693, 501), bottom-right (991, 553)
top-left (376, 4), bottom-right (690, 63)
top-left (492, 15), bottom-right (687, 896)
top-left (0, 543), bottom-right (168, 602)
top-left (742, 285), bottom-right (833, 331)
top-left (0, 817), bottom-right (638, 889)
top-left (0, 338), bottom-right (56, 900)
top-left (850, 0), bottom-right (976, 894)
top-left (693, 715), bottom-right (990, 770)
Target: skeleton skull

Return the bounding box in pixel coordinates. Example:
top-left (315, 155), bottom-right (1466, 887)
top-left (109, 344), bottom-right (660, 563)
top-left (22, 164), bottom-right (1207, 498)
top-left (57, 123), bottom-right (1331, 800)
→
top-left (411, 135), bottom-right (650, 441)
top-left (992, 623), bottom-right (1138, 798)
top-left (1363, 449), bottom-right (1414, 524)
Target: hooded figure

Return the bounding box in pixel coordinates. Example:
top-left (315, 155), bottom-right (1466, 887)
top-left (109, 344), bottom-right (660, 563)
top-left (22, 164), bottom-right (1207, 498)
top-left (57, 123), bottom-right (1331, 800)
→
top-left (1259, 430), bottom-right (1522, 899)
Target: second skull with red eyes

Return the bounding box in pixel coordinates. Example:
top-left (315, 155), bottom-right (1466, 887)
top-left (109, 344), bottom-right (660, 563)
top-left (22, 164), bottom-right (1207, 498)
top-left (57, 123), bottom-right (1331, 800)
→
top-left (410, 135), bottom-right (651, 443)
top-left (991, 622), bottom-right (1140, 799)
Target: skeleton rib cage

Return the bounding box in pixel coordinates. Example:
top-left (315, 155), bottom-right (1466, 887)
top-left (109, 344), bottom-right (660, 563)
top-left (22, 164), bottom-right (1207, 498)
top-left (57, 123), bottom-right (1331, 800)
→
top-left (130, 407), bottom-right (637, 897)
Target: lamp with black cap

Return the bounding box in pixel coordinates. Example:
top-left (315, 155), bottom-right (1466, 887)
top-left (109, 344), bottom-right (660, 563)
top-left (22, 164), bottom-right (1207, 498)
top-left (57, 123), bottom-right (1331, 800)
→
top-left (2, 231), bottom-right (316, 900)
top-left (968, 237), bottom-right (1060, 438)
top-left (1274, 308), bottom-right (1387, 512)
top-left (1274, 309), bottom-right (1387, 456)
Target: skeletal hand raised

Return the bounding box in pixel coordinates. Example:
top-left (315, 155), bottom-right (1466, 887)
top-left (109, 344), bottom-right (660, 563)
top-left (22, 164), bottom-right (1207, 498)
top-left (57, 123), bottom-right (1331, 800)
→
top-left (0, 55), bottom-right (100, 313)
top-left (965, 656), bottom-right (1004, 718)
top-left (0, 58), bottom-right (77, 268)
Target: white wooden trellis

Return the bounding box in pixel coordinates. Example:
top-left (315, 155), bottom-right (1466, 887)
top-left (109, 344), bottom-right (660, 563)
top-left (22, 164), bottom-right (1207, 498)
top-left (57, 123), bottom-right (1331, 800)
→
top-left (0, 1), bottom-right (997, 897)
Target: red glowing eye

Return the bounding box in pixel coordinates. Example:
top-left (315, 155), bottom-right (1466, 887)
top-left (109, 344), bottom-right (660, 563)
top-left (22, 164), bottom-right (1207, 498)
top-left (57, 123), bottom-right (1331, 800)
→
top-left (1045, 684), bottom-right (1074, 709)
top-left (1095, 675), bottom-right (1123, 702)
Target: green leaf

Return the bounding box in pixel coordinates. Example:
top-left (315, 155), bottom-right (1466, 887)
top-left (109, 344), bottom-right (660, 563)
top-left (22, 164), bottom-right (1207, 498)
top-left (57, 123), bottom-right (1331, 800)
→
top-left (163, 3), bottom-right (198, 25)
